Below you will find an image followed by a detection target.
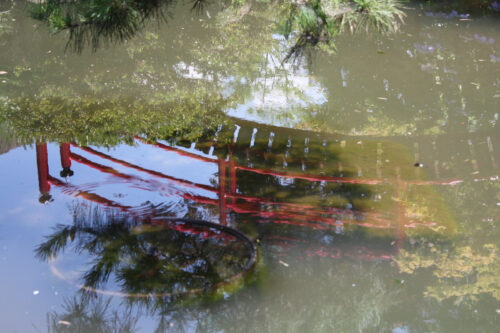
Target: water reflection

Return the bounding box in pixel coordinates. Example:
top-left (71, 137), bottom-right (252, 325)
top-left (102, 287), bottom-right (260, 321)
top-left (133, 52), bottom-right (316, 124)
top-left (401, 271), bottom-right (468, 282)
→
top-left (29, 0), bottom-right (206, 53)
top-left (1, 2), bottom-right (499, 332)
top-left (28, 0), bottom-right (405, 59)
top-left (34, 133), bottom-right (457, 237)
top-left (33, 118), bottom-right (479, 273)
top-left (37, 205), bottom-right (257, 306)
top-left (47, 297), bottom-right (138, 333)
top-left (24, 108), bottom-right (498, 319)
top-left (3, 1), bottom-right (499, 140)
top-left (28, 120), bottom-right (498, 331)
top-left (46, 260), bottom-right (402, 332)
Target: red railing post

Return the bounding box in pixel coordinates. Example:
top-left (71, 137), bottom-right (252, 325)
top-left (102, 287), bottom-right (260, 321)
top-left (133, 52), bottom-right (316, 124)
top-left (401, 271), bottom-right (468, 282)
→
top-left (36, 143), bottom-right (52, 203)
top-left (59, 143), bottom-right (74, 177)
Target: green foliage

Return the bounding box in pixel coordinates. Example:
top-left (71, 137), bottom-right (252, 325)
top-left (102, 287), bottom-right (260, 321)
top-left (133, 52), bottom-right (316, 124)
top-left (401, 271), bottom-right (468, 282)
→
top-left (28, 0), bottom-right (405, 59)
top-left (29, 0), bottom-right (174, 52)
top-left (0, 122), bottom-right (19, 154)
top-left (395, 244), bottom-right (500, 302)
top-left (278, 0), bottom-right (404, 61)
top-left (0, 88), bottom-right (228, 146)
top-left (298, 5), bottom-right (320, 33)
top-left (344, 0), bottom-right (405, 33)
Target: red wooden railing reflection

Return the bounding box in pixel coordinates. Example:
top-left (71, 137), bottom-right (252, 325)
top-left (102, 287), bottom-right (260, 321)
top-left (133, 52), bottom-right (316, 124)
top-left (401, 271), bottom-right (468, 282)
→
top-left (59, 142), bottom-right (73, 177)
top-left (35, 138), bottom-right (465, 259)
top-left (36, 144), bottom-right (52, 203)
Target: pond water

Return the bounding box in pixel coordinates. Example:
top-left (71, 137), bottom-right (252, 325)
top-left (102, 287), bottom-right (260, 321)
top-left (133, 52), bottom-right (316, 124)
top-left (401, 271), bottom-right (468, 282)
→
top-left (0, 1), bottom-right (499, 332)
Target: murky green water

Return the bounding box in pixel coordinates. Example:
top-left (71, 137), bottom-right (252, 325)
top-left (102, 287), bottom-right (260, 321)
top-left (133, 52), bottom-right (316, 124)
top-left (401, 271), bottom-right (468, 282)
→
top-left (0, 1), bottom-right (499, 332)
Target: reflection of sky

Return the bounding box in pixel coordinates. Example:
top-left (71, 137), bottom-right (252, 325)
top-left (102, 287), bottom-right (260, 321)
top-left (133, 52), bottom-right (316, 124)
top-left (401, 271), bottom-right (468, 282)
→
top-left (173, 51), bottom-right (328, 128)
top-left (0, 147), bottom-right (74, 333)
top-left (227, 58), bottom-right (328, 127)
top-left (0, 143), bottom-right (222, 332)
top-left (68, 142), bottom-right (221, 223)
top-left (173, 12), bottom-right (500, 135)
top-left (174, 61), bottom-right (211, 80)
top-left (227, 65), bottom-right (328, 127)
top-left (74, 142), bottom-right (218, 200)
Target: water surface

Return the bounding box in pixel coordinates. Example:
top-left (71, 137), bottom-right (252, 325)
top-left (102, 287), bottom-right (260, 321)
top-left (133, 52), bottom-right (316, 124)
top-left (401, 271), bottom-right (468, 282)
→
top-left (0, 1), bottom-right (499, 332)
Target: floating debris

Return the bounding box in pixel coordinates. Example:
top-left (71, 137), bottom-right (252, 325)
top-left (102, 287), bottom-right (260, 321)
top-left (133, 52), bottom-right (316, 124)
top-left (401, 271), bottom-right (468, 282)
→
top-left (279, 260), bottom-right (289, 267)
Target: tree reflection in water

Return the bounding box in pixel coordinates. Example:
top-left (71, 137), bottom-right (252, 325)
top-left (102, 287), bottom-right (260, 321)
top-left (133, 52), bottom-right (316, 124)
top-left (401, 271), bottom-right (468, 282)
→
top-left (29, 0), bottom-right (405, 59)
top-left (29, 0), bottom-right (178, 53)
top-left (45, 258), bottom-right (400, 332)
top-left (36, 204), bottom-right (257, 308)
top-left (47, 296), bottom-right (138, 333)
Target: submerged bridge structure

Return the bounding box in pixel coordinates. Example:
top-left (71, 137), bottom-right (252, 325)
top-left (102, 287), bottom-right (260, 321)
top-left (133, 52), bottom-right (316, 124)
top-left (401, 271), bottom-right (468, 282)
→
top-left (34, 119), bottom-right (499, 260)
